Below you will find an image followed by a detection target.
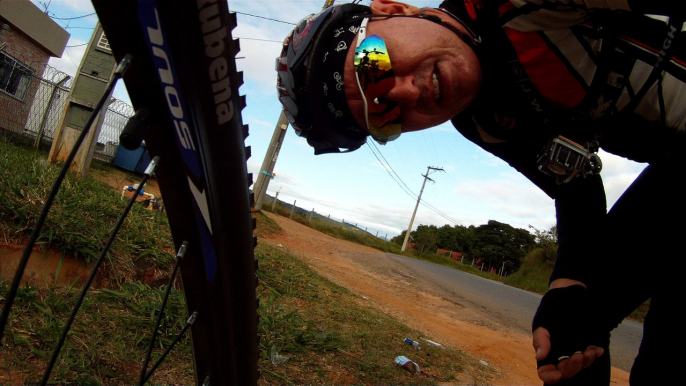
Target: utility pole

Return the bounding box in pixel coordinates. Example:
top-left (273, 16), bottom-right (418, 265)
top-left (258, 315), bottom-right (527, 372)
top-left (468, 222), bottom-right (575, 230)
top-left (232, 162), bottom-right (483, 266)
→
top-left (253, 0), bottom-right (336, 210)
top-left (253, 112), bottom-right (288, 210)
top-left (401, 166), bottom-right (444, 252)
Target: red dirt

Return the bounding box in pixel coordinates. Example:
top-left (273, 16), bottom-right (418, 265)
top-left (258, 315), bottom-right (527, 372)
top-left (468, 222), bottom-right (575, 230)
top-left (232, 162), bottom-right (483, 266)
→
top-left (259, 211), bottom-right (631, 386)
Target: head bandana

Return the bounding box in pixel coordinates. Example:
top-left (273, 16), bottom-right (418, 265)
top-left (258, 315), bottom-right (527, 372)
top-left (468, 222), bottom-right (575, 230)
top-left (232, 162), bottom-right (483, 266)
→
top-left (316, 15), bottom-right (367, 138)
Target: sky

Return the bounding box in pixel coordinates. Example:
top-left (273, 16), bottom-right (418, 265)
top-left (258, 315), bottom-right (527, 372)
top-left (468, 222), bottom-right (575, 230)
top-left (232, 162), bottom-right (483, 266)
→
top-left (32, 0), bottom-right (648, 240)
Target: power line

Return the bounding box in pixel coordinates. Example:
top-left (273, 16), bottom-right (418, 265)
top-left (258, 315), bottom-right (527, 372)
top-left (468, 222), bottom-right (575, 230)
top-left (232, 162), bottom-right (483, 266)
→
top-left (366, 142), bottom-right (417, 200)
top-left (366, 142), bottom-right (462, 226)
top-left (368, 140), bottom-right (417, 195)
top-left (236, 37), bottom-right (282, 43)
top-left (233, 11), bottom-right (296, 25)
top-left (50, 12), bottom-right (96, 20)
top-left (66, 43), bottom-right (88, 48)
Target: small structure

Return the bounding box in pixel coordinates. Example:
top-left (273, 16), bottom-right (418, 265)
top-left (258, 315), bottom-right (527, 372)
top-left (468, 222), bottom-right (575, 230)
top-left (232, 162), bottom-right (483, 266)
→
top-left (438, 248), bottom-right (464, 261)
top-left (0, 0), bottom-right (69, 134)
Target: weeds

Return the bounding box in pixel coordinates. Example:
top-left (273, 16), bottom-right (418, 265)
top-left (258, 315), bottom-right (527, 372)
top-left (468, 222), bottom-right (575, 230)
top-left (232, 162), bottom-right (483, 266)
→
top-left (0, 139), bottom-right (175, 279)
top-left (0, 281), bottom-right (193, 385)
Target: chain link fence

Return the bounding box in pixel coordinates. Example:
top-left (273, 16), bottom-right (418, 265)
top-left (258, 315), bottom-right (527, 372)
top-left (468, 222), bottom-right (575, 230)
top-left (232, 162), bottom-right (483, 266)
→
top-left (0, 61), bottom-right (134, 163)
top-left (96, 97), bottom-right (135, 162)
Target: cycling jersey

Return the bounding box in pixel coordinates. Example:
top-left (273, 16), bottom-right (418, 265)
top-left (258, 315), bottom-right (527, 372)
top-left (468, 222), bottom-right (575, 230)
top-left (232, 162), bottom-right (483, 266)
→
top-left (440, 0), bottom-right (685, 283)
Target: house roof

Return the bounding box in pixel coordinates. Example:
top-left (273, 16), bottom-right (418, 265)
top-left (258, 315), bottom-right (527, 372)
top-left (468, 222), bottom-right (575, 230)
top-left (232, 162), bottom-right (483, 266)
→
top-left (0, 0), bottom-right (70, 57)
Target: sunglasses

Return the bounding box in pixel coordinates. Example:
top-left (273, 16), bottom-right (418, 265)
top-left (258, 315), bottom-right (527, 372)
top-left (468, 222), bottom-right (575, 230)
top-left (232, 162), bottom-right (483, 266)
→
top-left (354, 19), bottom-right (401, 144)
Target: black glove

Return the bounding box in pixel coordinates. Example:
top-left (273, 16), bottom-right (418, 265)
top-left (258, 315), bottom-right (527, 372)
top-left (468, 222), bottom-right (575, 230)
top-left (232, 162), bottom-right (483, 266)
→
top-left (532, 285), bottom-right (602, 368)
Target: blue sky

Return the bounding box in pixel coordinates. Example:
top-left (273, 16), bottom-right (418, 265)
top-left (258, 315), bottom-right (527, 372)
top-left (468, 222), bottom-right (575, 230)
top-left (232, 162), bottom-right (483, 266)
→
top-left (33, 0), bottom-right (647, 239)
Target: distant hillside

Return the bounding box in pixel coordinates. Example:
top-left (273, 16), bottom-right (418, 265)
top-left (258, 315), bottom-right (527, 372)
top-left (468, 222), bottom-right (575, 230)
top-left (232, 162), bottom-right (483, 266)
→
top-left (258, 192), bottom-right (376, 236)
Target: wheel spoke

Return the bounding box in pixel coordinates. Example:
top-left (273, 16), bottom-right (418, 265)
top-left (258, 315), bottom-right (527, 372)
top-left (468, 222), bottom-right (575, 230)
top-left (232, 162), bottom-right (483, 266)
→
top-left (139, 241), bottom-right (187, 385)
top-left (40, 156), bottom-right (159, 386)
top-left (141, 312), bottom-right (198, 385)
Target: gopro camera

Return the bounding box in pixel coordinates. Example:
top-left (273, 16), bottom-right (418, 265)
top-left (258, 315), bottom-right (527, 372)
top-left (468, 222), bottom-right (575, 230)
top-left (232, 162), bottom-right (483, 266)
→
top-left (537, 135), bottom-right (602, 184)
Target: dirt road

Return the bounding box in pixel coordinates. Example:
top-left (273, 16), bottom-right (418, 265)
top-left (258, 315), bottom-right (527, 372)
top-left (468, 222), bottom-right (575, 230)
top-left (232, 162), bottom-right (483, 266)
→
top-left (260, 212), bottom-right (631, 385)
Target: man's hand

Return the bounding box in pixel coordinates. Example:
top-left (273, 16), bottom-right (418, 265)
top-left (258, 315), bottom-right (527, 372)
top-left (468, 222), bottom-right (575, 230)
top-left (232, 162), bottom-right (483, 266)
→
top-left (533, 326), bottom-right (604, 384)
top-left (531, 282), bottom-right (606, 384)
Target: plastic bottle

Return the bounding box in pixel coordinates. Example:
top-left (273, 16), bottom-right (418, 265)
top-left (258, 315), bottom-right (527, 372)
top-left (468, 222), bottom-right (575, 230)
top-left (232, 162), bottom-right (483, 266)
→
top-left (404, 337), bottom-right (420, 350)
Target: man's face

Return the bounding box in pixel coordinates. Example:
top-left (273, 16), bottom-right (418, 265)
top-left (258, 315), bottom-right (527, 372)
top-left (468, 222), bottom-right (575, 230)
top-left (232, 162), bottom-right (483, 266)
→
top-left (343, 9), bottom-right (481, 134)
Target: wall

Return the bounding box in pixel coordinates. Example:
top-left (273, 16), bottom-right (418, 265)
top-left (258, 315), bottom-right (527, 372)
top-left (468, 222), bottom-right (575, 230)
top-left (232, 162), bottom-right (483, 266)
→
top-left (0, 21), bottom-right (50, 132)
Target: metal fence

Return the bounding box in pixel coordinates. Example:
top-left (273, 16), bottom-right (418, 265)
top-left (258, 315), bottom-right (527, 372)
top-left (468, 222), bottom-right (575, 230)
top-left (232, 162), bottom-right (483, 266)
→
top-left (97, 97), bottom-right (135, 162)
top-left (0, 62), bottom-right (134, 162)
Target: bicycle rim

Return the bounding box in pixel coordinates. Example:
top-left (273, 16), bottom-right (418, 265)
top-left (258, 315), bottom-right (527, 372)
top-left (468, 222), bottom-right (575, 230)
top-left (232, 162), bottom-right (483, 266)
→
top-left (90, 1), bottom-right (258, 384)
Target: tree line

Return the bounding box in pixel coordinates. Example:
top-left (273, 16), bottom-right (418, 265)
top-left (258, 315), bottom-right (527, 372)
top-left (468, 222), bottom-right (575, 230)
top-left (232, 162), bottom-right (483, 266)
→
top-left (391, 221), bottom-right (557, 274)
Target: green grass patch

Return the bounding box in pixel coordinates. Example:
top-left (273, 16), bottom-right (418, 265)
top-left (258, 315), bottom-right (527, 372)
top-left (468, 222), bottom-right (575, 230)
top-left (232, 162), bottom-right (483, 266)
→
top-left (0, 139), bottom-right (175, 279)
top-left (0, 280), bottom-right (193, 385)
top-left (504, 248), bottom-right (552, 294)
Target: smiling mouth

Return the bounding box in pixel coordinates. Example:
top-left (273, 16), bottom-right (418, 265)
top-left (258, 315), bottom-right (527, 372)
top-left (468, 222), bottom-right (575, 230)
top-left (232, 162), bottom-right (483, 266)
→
top-left (433, 66), bottom-right (442, 103)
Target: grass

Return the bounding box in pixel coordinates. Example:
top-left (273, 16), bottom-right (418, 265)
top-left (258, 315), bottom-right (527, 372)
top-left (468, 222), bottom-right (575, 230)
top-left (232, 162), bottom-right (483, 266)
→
top-left (504, 248), bottom-right (553, 294)
top-left (0, 280), bottom-right (193, 385)
top-left (1, 138), bottom-right (493, 384)
top-left (0, 138), bottom-right (175, 283)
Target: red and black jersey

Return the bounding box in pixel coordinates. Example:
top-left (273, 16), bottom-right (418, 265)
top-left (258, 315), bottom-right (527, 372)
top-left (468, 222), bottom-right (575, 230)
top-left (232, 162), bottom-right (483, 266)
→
top-left (440, 0), bottom-right (685, 283)
top-left (444, 0), bottom-right (685, 196)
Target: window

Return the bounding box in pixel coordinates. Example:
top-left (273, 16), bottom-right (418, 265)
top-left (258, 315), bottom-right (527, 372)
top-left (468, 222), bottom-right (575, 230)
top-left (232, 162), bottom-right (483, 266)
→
top-left (96, 31), bottom-right (111, 51)
top-left (0, 52), bottom-right (33, 100)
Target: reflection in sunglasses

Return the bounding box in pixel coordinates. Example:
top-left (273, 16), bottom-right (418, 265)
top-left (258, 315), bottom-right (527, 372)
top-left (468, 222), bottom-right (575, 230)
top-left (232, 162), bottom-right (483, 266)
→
top-left (354, 34), bottom-right (402, 144)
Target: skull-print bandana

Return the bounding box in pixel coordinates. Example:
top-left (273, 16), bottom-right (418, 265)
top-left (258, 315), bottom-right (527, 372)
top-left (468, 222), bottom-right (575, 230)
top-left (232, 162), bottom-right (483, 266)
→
top-left (318, 15), bottom-right (366, 136)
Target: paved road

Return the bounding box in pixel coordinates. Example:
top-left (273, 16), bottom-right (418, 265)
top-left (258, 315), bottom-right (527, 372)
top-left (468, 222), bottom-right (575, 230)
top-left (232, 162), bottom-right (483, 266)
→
top-left (385, 253), bottom-right (643, 373)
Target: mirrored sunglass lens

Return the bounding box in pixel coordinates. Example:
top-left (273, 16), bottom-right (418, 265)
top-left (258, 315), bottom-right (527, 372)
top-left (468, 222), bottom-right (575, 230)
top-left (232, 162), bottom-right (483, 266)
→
top-left (354, 34), bottom-right (401, 143)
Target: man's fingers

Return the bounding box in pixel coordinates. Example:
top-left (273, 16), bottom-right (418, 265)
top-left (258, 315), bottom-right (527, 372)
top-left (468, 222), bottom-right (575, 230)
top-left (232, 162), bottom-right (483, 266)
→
top-left (558, 352), bottom-right (584, 378)
top-left (538, 365), bottom-right (562, 385)
top-left (581, 346), bottom-right (599, 369)
top-left (533, 327), bottom-right (551, 361)
top-left (595, 346), bottom-right (605, 357)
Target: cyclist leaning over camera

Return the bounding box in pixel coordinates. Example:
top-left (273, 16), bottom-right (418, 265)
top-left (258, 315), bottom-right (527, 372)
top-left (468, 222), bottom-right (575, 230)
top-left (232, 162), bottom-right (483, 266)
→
top-left (276, 0), bottom-right (685, 385)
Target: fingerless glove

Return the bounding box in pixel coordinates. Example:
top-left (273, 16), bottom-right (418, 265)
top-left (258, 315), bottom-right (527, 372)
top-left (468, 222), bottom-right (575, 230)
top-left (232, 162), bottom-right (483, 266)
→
top-left (532, 285), bottom-right (603, 368)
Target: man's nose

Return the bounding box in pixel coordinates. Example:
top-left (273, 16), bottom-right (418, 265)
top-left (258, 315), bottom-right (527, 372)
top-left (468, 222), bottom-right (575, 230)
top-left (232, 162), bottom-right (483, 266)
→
top-left (382, 75), bottom-right (419, 108)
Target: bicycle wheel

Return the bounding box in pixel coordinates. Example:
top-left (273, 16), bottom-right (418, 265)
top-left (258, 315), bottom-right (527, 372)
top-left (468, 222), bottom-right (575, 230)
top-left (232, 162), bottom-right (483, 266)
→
top-left (91, 1), bottom-right (258, 384)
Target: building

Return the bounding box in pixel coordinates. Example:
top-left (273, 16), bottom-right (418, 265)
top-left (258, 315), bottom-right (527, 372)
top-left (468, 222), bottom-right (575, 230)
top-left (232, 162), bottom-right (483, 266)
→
top-left (0, 0), bottom-right (69, 133)
top-left (438, 248), bottom-right (465, 261)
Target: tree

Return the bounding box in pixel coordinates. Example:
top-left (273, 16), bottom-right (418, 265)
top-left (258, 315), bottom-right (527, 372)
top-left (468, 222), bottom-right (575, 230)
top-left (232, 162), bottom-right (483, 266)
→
top-left (435, 224), bottom-right (476, 254)
top-left (391, 220), bottom-right (536, 275)
top-left (471, 220), bottom-right (536, 272)
top-left (529, 225), bottom-right (558, 263)
top-left (413, 225), bottom-right (438, 254)
top-left (391, 231), bottom-right (406, 246)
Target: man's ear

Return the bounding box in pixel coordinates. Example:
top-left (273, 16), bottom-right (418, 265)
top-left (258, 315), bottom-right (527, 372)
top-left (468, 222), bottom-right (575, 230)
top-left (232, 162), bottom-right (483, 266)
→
top-left (370, 0), bottom-right (421, 16)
